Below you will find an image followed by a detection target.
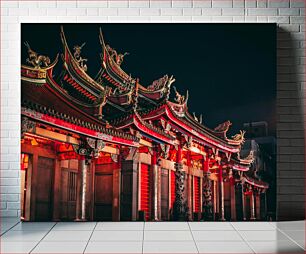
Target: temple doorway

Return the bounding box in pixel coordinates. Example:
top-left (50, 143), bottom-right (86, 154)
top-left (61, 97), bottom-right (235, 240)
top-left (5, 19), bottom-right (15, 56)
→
top-left (60, 159), bottom-right (78, 221)
top-left (35, 156), bottom-right (55, 221)
top-left (161, 168), bottom-right (169, 220)
top-left (94, 164), bottom-right (113, 221)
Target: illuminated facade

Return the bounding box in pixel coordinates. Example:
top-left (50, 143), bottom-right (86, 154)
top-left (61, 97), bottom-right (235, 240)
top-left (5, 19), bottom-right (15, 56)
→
top-left (21, 27), bottom-right (268, 222)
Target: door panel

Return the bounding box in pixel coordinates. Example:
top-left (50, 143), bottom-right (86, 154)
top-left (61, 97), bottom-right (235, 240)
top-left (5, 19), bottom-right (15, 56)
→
top-left (94, 173), bottom-right (113, 221)
top-left (60, 169), bottom-right (77, 221)
top-left (35, 156), bottom-right (54, 221)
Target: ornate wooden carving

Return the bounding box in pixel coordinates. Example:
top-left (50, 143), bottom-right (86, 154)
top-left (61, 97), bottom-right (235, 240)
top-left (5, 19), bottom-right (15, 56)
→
top-left (160, 144), bottom-right (170, 159)
top-left (202, 171), bottom-right (213, 221)
top-left (21, 117), bottom-right (36, 136)
top-left (24, 41), bottom-right (50, 68)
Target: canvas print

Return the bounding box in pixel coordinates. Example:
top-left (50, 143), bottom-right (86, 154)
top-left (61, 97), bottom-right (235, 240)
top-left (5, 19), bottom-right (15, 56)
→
top-left (21, 24), bottom-right (276, 222)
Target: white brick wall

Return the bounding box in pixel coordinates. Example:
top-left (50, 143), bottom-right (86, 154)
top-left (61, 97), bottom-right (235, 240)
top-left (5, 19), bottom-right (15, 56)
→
top-left (1, 0), bottom-right (305, 220)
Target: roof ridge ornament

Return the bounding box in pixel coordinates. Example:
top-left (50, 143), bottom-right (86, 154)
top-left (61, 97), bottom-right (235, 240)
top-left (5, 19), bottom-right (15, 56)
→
top-left (73, 42), bottom-right (88, 72)
top-left (173, 86), bottom-right (188, 105)
top-left (193, 112), bottom-right (203, 124)
top-left (24, 41), bottom-right (51, 69)
top-left (106, 44), bottom-right (129, 66)
top-left (231, 130), bottom-right (246, 145)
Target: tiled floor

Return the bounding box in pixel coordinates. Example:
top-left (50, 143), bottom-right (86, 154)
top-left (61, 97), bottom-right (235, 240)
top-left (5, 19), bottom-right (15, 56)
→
top-left (0, 218), bottom-right (304, 253)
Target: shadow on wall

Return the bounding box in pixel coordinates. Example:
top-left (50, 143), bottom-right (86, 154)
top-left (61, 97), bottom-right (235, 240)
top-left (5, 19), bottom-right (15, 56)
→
top-left (276, 27), bottom-right (305, 221)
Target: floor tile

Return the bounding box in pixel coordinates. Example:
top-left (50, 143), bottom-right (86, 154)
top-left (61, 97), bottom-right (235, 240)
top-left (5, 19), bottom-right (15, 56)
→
top-left (193, 230), bottom-right (243, 241)
top-left (31, 241), bottom-right (87, 253)
top-left (0, 241), bottom-right (37, 254)
top-left (42, 230), bottom-right (92, 242)
top-left (274, 221), bottom-right (305, 231)
top-left (0, 230), bottom-right (47, 242)
top-left (189, 222), bottom-right (234, 231)
top-left (0, 221), bottom-right (20, 234)
top-left (231, 222), bottom-right (276, 231)
top-left (12, 222), bottom-right (55, 231)
top-left (90, 230), bottom-right (143, 241)
top-left (95, 222), bottom-right (144, 231)
top-left (196, 241), bottom-right (253, 253)
top-left (52, 222), bottom-right (96, 231)
top-left (248, 240), bottom-right (305, 253)
top-left (144, 222), bottom-right (189, 231)
top-left (282, 230), bottom-right (305, 249)
top-left (85, 241), bottom-right (142, 253)
top-left (144, 230), bottom-right (193, 241)
top-left (143, 241), bottom-right (198, 253)
top-left (239, 230), bottom-right (290, 241)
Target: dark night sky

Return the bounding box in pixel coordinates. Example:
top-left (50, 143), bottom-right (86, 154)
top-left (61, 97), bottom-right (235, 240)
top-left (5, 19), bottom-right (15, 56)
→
top-left (21, 24), bottom-right (276, 136)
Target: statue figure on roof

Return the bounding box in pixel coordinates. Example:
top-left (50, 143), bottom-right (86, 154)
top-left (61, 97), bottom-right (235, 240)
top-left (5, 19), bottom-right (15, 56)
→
top-left (73, 43), bottom-right (88, 72)
top-left (243, 150), bottom-right (255, 162)
top-left (147, 75), bottom-right (169, 91)
top-left (193, 113), bottom-right (203, 124)
top-left (173, 86), bottom-right (187, 105)
top-left (96, 86), bottom-right (112, 120)
top-left (24, 41), bottom-right (50, 68)
top-left (106, 44), bottom-right (129, 66)
top-left (231, 130), bottom-right (246, 144)
top-left (214, 120), bottom-right (232, 133)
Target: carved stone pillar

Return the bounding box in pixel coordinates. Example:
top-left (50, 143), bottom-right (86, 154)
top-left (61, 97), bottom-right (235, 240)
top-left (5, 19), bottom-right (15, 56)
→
top-left (173, 145), bottom-right (188, 221)
top-left (202, 171), bottom-right (213, 221)
top-left (202, 157), bottom-right (213, 221)
top-left (219, 166), bottom-right (225, 221)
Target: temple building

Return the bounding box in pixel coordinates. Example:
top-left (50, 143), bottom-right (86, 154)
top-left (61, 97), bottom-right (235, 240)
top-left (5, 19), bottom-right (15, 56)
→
top-left (20, 27), bottom-right (269, 222)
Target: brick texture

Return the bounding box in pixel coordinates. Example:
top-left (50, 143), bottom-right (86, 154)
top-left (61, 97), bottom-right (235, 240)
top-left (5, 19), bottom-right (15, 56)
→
top-left (0, 0), bottom-right (305, 220)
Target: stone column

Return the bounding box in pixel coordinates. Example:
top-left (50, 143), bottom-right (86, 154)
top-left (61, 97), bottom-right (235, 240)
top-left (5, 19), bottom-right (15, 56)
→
top-left (229, 170), bottom-right (236, 221)
top-left (241, 183), bottom-right (246, 221)
top-left (256, 192), bottom-right (261, 220)
top-left (219, 166), bottom-right (225, 221)
top-left (75, 155), bottom-right (89, 221)
top-left (202, 157), bottom-right (213, 221)
top-left (173, 145), bottom-right (188, 221)
top-left (151, 148), bottom-right (159, 221)
top-left (250, 190), bottom-right (256, 220)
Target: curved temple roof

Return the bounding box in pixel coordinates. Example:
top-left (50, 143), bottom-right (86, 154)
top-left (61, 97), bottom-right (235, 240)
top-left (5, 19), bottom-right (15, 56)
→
top-left (21, 26), bottom-right (269, 190)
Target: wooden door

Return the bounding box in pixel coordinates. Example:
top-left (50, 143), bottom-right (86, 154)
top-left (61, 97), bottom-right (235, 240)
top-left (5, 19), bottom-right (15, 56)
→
top-left (60, 168), bottom-right (77, 221)
top-left (94, 173), bottom-right (113, 221)
top-left (35, 156), bottom-right (54, 221)
top-left (235, 184), bottom-right (243, 221)
top-left (161, 169), bottom-right (169, 220)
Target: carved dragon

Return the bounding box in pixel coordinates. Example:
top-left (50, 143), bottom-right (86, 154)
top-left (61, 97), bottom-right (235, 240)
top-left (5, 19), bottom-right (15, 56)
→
top-left (24, 41), bottom-right (50, 68)
top-left (73, 42), bottom-right (88, 72)
top-left (106, 44), bottom-right (129, 66)
top-left (96, 86), bottom-right (112, 120)
top-left (173, 86), bottom-right (188, 105)
top-left (231, 130), bottom-right (246, 145)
